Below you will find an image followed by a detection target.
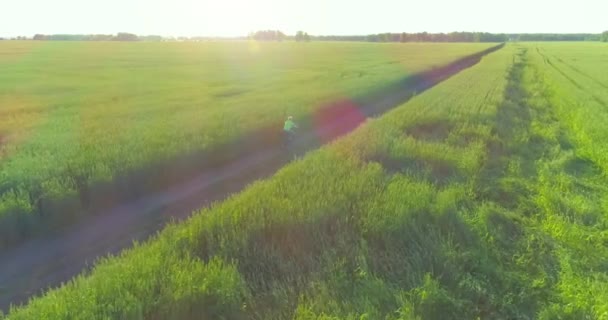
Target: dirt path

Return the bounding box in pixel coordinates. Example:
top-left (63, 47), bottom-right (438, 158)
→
top-left (0, 44), bottom-right (503, 311)
top-left (0, 145), bottom-right (284, 310)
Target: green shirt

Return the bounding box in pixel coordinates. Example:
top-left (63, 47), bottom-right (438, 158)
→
top-left (284, 119), bottom-right (297, 132)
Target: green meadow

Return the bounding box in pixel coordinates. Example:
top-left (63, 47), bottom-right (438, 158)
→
top-left (0, 41), bottom-right (493, 246)
top-left (6, 42), bottom-right (608, 319)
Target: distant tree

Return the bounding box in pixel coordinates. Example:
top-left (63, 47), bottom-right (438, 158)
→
top-left (602, 31), bottom-right (608, 42)
top-left (295, 31), bottom-right (304, 41)
top-left (141, 35), bottom-right (162, 41)
top-left (38, 34), bottom-right (101, 41)
top-left (366, 34), bottom-right (379, 42)
top-left (383, 33), bottom-right (391, 42)
top-left (47, 34), bottom-right (86, 41)
top-left (420, 32), bottom-right (430, 42)
top-left (517, 33), bottom-right (590, 41)
top-left (584, 34), bottom-right (600, 41)
top-left (271, 30), bottom-right (285, 41)
top-left (113, 32), bottom-right (139, 41)
top-left (308, 32), bottom-right (598, 43)
top-left (295, 31), bottom-right (310, 42)
top-left (252, 30), bottom-right (286, 41)
top-left (314, 35), bottom-right (366, 41)
top-left (89, 34), bottom-right (114, 41)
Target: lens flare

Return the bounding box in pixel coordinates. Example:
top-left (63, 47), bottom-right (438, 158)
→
top-left (313, 98), bottom-right (366, 144)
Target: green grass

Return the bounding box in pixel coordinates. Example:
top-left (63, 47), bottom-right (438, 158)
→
top-left (521, 42), bottom-right (608, 319)
top-left (0, 41), bottom-right (493, 241)
top-left (6, 42), bottom-right (608, 319)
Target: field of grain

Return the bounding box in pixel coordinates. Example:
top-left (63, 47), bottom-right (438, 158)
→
top-left (0, 41), bottom-right (494, 247)
top-left (4, 42), bottom-right (608, 319)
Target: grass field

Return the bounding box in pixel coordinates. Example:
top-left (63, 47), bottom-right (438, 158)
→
top-left (4, 42), bottom-right (608, 319)
top-left (0, 41), bottom-right (494, 247)
top-left (7, 42), bottom-right (608, 319)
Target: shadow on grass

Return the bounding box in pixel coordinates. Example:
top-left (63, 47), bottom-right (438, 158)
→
top-left (370, 155), bottom-right (463, 186)
top-left (476, 48), bottom-right (539, 209)
top-left (405, 120), bottom-right (454, 142)
top-left (563, 155), bottom-right (602, 177)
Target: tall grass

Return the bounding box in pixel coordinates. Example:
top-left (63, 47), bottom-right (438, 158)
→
top-left (523, 43), bottom-right (608, 319)
top-left (0, 41), bottom-right (494, 246)
top-left (6, 43), bottom-right (608, 319)
top-left (5, 45), bottom-right (514, 319)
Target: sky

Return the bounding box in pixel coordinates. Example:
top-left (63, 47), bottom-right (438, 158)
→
top-left (1, 0), bottom-right (606, 38)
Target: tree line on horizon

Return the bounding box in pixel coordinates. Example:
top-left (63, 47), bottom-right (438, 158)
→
top-left (2, 31), bottom-right (607, 42)
top-left (242, 31), bottom-right (607, 42)
top-left (30, 33), bottom-right (158, 41)
top-left (315, 32), bottom-right (606, 42)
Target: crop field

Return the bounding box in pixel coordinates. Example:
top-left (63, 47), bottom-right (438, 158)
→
top-left (5, 42), bottom-right (608, 319)
top-left (0, 41), bottom-right (494, 247)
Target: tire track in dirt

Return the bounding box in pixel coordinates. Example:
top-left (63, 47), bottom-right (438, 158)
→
top-left (536, 47), bottom-right (608, 108)
top-left (552, 56), bottom-right (608, 90)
